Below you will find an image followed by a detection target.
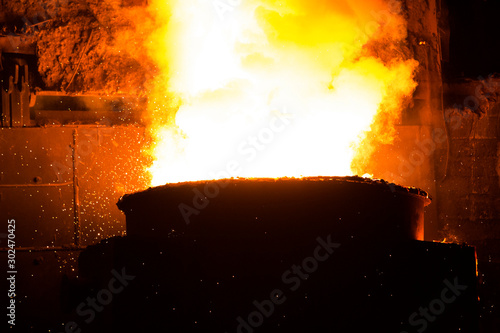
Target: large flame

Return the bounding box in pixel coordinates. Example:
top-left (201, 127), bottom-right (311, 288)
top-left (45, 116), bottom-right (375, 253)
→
top-left (141, 0), bottom-right (418, 185)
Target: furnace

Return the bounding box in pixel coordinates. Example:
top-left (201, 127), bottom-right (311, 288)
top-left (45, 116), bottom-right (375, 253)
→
top-left (118, 176), bottom-right (430, 241)
top-left (1, 0), bottom-right (498, 332)
top-left (99, 176), bottom-right (477, 332)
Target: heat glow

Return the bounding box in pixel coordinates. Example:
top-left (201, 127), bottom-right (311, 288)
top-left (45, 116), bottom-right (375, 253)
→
top-left (141, 0), bottom-right (418, 185)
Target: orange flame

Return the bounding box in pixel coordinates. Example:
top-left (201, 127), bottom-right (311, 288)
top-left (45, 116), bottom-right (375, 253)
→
top-left (141, 0), bottom-right (418, 185)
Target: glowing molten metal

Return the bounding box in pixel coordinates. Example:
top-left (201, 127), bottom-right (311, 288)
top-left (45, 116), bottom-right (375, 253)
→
top-left (142, 0), bottom-right (418, 185)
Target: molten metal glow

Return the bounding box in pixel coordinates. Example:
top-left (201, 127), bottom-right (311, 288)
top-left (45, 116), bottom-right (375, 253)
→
top-left (142, 0), bottom-right (418, 185)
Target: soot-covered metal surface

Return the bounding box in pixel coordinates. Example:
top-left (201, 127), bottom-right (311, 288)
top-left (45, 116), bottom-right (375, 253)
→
top-left (118, 176), bottom-right (431, 242)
